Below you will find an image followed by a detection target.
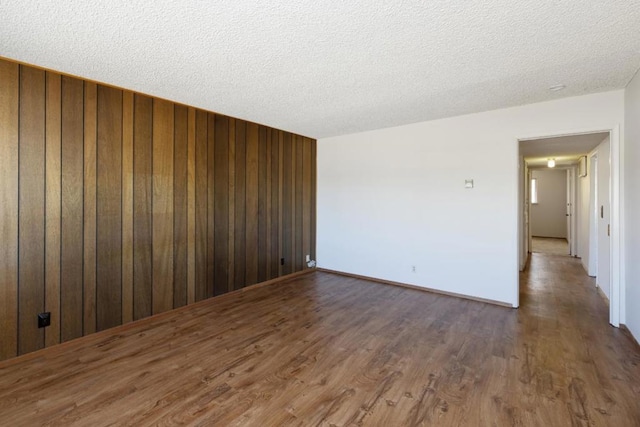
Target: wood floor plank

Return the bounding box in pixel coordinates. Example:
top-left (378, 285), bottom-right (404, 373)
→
top-left (18, 65), bottom-right (46, 355)
top-left (0, 59), bottom-right (19, 360)
top-left (2, 254), bottom-right (638, 425)
top-left (61, 75), bottom-right (85, 342)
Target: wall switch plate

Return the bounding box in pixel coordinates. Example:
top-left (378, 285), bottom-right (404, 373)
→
top-left (465, 179), bottom-right (474, 189)
top-left (38, 312), bottom-right (51, 328)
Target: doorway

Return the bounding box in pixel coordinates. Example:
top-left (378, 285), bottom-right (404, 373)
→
top-left (518, 129), bottom-right (620, 326)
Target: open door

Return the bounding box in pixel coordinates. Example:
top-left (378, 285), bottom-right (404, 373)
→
top-left (566, 168), bottom-right (577, 256)
top-left (597, 139), bottom-right (611, 299)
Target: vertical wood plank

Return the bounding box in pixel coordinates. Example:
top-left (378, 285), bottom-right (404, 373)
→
top-left (96, 85), bottom-right (122, 331)
top-left (18, 65), bottom-right (46, 355)
top-left (121, 91), bottom-right (134, 324)
top-left (206, 113), bottom-right (215, 298)
top-left (187, 107), bottom-right (196, 304)
top-left (270, 129), bottom-right (280, 279)
top-left (83, 81), bottom-right (97, 335)
top-left (245, 122), bottom-right (259, 286)
top-left (45, 71), bottom-right (61, 348)
top-left (278, 131), bottom-right (284, 277)
top-left (61, 76), bottom-right (84, 342)
top-left (265, 129), bottom-right (272, 280)
top-left (257, 126), bottom-right (268, 283)
top-left (194, 110), bottom-right (208, 301)
top-left (281, 132), bottom-right (292, 275)
top-left (214, 115), bottom-right (229, 296)
top-left (0, 60), bottom-right (19, 360)
top-left (233, 120), bottom-right (246, 290)
top-left (227, 118), bottom-right (236, 293)
top-left (302, 137), bottom-right (312, 270)
top-left (294, 135), bottom-right (303, 272)
top-left (152, 98), bottom-right (174, 314)
top-left (311, 139), bottom-right (317, 262)
top-left (173, 105), bottom-right (188, 308)
top-left (133, 94), bottom-right (153, 320)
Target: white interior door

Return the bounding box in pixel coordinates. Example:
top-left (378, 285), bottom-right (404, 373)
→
top-left (566, 169), bottom-right (572, 255)
top-left (597, 140), bottom-right (611, 299)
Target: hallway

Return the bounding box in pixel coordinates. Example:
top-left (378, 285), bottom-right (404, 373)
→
top-left (531, 236), bottom-right (569, 256)
top-left (519, 252), bottom-right (640, 425)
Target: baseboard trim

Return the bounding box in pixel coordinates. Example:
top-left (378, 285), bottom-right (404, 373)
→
top-left (316, 268), bottom-right (513, 308)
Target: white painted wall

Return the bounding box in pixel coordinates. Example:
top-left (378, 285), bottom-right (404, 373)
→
top-left (588, 153), bottom-right (599, 276)
top-left (530, 169), bottom-right (567, 238)
top-left (317, 90), bottom-right (624, 307)
top-left (518, 156), bottom-right (527, 271)
top-left (577, 155), bottom-right (592, 273)
top-left (624, 69), bottom-right (640, 340)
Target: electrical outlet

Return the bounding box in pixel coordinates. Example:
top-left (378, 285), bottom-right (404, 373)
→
top-left (280, 258), bottom-right (285, 266)
top-left (305, 254), bottom-right (310, 263)
top-left (38, 312), bottom-right (51, 328)
top-left (411, 266), bottom-right (416, 273)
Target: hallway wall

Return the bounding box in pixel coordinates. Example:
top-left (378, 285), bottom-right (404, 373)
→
top-left (625, 68), bottom-right (640, 341)
top-left (530, 169), bottom-right (567, 238)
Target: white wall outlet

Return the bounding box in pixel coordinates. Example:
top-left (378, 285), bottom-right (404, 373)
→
top-left (465, 179), bottom-right (474, 188)
top-left (411, 265), bottom-right (416, 273)
top-left (305, 254), bottom-right (310, 263)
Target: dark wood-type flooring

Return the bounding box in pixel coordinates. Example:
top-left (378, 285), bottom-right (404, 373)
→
top-left (1, 254), bottom-right (639, 426)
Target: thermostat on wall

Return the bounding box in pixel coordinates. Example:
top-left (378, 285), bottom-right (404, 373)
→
top-left (465, 179), bottom-right (474, 189)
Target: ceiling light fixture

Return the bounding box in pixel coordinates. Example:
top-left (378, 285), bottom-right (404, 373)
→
top-left (549, 84), bottom-right (566, 92)
top-left (547, 158), bottom-right (556, 168)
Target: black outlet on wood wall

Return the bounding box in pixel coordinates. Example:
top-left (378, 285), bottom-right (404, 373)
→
top-left (38, 312), bottom-right (51, 328)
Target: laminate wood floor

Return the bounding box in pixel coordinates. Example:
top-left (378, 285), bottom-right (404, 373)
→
top-left (1, 254), bottom-right (639, 426)
top-left (531, 237), bottom-right (569, 256)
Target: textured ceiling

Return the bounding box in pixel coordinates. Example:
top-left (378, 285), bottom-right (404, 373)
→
top-left (1, 1), bottom-right (639, 138)
top-left (520, 132), bottom-right (608, 168)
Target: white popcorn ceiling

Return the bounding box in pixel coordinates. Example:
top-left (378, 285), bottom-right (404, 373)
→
top-left (1, 1), bottom-right (639, 138)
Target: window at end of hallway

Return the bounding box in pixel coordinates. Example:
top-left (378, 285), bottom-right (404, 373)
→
top-left (531, 178), bottom-right (538, 204)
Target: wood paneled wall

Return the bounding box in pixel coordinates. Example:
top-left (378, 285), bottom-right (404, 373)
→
top-left (0, 58), bottom-right (316, 361)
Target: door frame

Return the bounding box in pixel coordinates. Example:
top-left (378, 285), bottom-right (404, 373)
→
top-left (516, 125), bottom-right (623, 327)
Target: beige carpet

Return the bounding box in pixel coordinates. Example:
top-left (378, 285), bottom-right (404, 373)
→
top-left (531, 237), bottom-right (569, 255)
